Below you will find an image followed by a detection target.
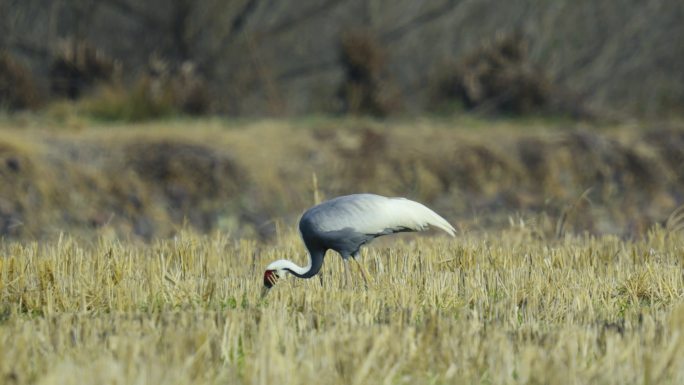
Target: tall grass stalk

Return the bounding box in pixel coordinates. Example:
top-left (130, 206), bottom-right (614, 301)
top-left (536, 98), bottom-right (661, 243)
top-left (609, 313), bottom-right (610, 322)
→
top-left (1, 228), bottom-right (683, 384)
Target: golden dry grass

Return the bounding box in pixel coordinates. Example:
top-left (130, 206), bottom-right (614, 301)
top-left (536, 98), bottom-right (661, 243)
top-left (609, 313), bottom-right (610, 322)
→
top-left (1, 226), bottom-right (683, 385)
top-left (0, 115), bottom-right (682, 383)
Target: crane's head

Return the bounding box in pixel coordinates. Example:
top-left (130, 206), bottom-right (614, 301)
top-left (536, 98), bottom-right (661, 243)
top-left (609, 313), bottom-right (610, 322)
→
top-left (263, 269), bottom-right (283, 289)
top-left (261, 260), bottom-right (290, 297)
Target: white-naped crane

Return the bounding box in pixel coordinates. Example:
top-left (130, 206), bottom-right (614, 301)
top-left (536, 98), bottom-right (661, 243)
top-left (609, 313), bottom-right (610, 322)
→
top-left (262, 193), bottom-right (455, 295)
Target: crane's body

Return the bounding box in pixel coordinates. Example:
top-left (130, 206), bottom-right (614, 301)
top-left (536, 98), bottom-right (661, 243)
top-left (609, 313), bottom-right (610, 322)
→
top-left (262, 193), bottom-right (455, 291)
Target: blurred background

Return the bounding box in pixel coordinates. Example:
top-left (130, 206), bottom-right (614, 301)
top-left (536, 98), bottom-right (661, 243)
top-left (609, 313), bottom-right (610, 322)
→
top-left (0, 0), bottom-right (683, 241)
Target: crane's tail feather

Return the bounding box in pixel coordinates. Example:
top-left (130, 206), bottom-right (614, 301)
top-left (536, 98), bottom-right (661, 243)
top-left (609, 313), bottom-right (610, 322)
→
top-left (391, 198), bottom-right (456, 237)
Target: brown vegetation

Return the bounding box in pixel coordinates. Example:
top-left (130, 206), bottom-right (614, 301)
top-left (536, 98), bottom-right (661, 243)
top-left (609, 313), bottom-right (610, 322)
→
top-left (0, 118), bottom-right (681, 240)
top-left (432, 33), bottom-right (591, 117)
top-left (434, 33), bottom-right (550, 114)
top-left (0, 52), bottom-right (40, 110)
top-left (7, 1), bottom-right (681, 117)
top-left (339, 29), bottom-right (401, 116)
top-left (80, 56), bottom-right (210, 121)
top-left (50, 39), bottom-right (119, 99)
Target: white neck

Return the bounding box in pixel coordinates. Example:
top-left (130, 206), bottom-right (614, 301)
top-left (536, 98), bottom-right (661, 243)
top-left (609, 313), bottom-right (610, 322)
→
top-left (266, 258), bottom-right (311, 276)
top-left (266, 246), bottom-right (325, 279)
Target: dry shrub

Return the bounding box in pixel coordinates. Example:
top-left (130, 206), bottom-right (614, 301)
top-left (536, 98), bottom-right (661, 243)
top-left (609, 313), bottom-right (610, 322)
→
top-left (176, 64), bottom-right (211, 115)
top-left (124, 140), bottom-right (245, 230)
top-left (84, 57), bottom-right (210, 121)
top-left (339, 29), bottom-right (401, 116)
top-left (433, 32), bottom-right (588, 117)
top-left (145, 56), bottom-right (211, 115)
top-left (50, 39), bottom-right (118, 99)
top-left (453, 32), bottom-right (550, 114)
top-left (0, 52), bottom-right (39, 110)
top-left (81, 81), bottom-right (171, 122)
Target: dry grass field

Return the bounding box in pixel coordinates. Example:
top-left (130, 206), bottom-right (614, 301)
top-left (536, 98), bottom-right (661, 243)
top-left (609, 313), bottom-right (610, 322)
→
top-left (3, 1), bottom-right (684, 382)
top-left (1, 226), bottom-right (683, 385)
top-left (0, 116), bottom-right (683, 384)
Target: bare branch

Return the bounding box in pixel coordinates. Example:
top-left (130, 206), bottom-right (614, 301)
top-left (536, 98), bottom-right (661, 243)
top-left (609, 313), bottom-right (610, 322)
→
top-left (9, 38), bottom-right (51, 60)
top-left (260, 0), bottom-right (345, 38)
top-left (381, 0), bottom-right (460, 42)
top-left (230, 0), bottom-right (260, 37)
top-left (276, 58), bottom-right (339, 81)
top-left (103, 0), bottom-right (165, 29)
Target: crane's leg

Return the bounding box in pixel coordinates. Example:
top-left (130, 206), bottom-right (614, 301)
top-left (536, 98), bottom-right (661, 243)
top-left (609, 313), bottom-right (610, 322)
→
top-left (352, 252), bottom-right (370, 289)
top-left (343, 258), bottom-right (352, 288)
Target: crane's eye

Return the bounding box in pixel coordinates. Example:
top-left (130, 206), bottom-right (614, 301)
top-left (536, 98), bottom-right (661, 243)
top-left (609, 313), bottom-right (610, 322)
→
top-left (263, 270), bottom-right (278, 288)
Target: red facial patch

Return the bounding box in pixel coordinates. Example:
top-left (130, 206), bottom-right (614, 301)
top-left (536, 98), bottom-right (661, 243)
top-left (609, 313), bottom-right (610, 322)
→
top-left (263, 270), bottom-right (278, 288)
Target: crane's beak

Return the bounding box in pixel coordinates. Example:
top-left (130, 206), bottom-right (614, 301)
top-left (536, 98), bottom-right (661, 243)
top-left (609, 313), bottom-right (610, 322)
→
top-left (260, 286), bottom-right (271, 299)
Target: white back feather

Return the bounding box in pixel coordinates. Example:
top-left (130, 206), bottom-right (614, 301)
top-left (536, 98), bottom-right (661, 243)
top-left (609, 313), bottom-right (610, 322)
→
top-left (311, 194), bottom-right (455, 236)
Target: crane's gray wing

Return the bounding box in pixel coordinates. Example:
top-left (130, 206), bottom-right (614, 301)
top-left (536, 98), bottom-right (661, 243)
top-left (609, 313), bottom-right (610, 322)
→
top-left (301, 194), bottom-right (455, 237)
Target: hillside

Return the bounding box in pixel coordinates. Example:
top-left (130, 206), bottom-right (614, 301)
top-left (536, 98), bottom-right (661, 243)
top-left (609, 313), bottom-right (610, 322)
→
top-left (0, 116), bottom-right (682, 241)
